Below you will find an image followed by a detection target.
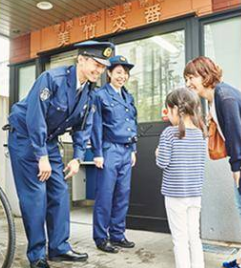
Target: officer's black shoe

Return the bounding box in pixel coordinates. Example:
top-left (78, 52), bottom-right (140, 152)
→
top-left (30, 259), bottom-right (50, 268)
top-left (97, 241), bottom-right (119, 253)
top-left (49, 250), bottom-right (88, 262)
top-left (111, 238), bottom-right (135, 248)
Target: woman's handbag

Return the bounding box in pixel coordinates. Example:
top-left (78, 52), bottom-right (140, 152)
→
top-left (208, 118), bottom-right (227, 160)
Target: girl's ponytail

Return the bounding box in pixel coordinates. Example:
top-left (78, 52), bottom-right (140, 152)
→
top-left (178, 102), bottom-right (186, 139)
top-left (165, 88), bottom-right (207, 139)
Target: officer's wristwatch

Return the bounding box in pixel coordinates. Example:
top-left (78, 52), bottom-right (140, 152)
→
top-left (75, 158), bottom-right (81, 166)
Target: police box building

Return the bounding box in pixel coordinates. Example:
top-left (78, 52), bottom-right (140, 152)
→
top-left (4, 0), bottom-right (241, 243)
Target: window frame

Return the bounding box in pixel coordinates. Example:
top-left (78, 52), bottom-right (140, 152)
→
top-left (199, 7), bottom-right (241, 55)
top-left (9, 59), bottom-right (37, 108)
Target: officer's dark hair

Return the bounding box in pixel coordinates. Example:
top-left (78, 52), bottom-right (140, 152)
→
top-left (76, 54), bottom-right (88, 63)
top-left (165, 88), bottom-right (207, 139)
top-left (107, 65), bottom-right (130, 83)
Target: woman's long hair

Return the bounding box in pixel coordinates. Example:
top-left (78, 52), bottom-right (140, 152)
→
top-left (165, 88), bottom-right (207, 139)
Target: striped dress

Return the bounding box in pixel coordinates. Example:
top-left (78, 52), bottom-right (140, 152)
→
top-left (156, 126), bottom-right (206, 197)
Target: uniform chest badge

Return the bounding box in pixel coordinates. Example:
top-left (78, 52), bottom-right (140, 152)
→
top-left (91, 104), bottom-right (96, 113)
top-left (40, 88), bottom-right (51, 101)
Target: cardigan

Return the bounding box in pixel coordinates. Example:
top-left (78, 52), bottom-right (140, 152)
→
top-left (215, 82), bottom-right (241, 172)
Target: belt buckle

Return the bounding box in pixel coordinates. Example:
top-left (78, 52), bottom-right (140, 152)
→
top-left (124, 143), bottom-right (131, 148)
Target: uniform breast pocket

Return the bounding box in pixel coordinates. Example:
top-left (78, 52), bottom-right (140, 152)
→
top-left (47, 100), bottom-right (68, 126)
top-left (130, 102), bottom-right (138, 118)
top-left (102, 100), bottom-right (123, 121)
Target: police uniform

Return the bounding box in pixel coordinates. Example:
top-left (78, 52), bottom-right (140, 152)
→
top-left (91, 56), bottom-right (138, 247)
top-left (7, 41), bottom-right (114, 265)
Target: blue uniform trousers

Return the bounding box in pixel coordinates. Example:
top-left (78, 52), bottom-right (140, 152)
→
top-left (8, 131), bottom-right (71, 262)
top-left (93, 143), bottom-right (132, 245)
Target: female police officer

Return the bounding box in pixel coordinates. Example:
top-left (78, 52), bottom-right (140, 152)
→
top-left (7, 41), bottom-right (114, 268)
top-left (91, 55), bottom-right (138, 253)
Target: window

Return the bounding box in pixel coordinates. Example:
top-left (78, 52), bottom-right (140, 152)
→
top-left (204, 16), bottom-right (241, 89)
top-left (116, 30), bottom-right (185, 123)
top-left (47, 50), bottom-right (78, 69)
top-left (19, 65), bottom-right (36, 100)
top-left (47, 50), bottom-right (102, 87)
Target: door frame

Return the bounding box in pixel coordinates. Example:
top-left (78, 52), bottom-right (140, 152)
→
top-left (107, 15), bottom-right (201, 232)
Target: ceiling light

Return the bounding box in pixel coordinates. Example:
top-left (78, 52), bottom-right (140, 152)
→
top-left (36, 1), bottom-right (53, 10)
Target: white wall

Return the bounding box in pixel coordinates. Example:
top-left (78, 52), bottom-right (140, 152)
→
top-left (0, 61), bottom-right (9, 97)
top-left (0, 97), bottom-right (9, 190)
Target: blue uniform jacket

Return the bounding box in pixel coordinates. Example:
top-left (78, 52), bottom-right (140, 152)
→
top-left (91, 83), bottom-right (138, 157)
top-left (215, 82), bottom-right (241, 172)
top-left (9, 65), bottom-right (95, 161)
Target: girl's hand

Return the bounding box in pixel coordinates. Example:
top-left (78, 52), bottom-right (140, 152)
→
top-left (38, 156), bottom-right (52, 182)
top-left (206, 112), bottom-right (212, 125)
top-left (155, 148), bottom-right (159, 157)
top-left (64, 159), bottom-right (80, 179)
top-left (233, 171), bottom-right (241, 188)
top-left (94, 157), bottom-right (104, 169)
top-left (131, 152), bottom-right (136, 167)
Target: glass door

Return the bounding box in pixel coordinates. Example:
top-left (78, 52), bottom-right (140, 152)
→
top-left (201, 12), bottom-right (241, 243)
top-left (110, 17), bottom-right (195, 232)
top-left (116, 30), bottom-right (185, 123)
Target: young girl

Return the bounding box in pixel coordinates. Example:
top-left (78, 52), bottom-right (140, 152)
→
top-left (156, 88), bottom-right (207, 268)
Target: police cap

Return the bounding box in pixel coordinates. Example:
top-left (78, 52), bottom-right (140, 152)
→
top-left (108, 55), bottom-right (134, 70)
top-left (74, 41), bottom-right (114, 67)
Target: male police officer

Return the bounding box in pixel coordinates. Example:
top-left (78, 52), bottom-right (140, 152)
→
top-left (7, 41), bottom-right (114, 268)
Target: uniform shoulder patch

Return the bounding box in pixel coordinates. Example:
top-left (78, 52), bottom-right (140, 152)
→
top-left (40, 88), bottom-right (51, 101)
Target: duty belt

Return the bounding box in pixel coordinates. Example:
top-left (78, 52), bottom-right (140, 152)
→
top-left (2, 124), bottom-right (14, 132)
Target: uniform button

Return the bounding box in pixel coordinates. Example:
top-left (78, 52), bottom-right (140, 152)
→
top-left (128, 137), bottom-right (132, 141)
top-left (127, 127), bottom-right (131, 131)
top-left (126, 108), bottom-right (129, 112)
top-left (125, 145), bottom-right (129, 148)
top-left (126, 118), bottom-right (130, 121)
top-left (66, 119), bottom-right (69, 122)
top-left (111, 103), bottom-right (114, 107)
top-left (57, 107), bottom-right (61, 111)
top-left (58, 127), bottom-right (61, 131)
top-left (67, 70), bottom-right (70, 74)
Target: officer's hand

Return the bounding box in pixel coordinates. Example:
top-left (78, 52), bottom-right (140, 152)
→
top-left (94, 157), bottom-right (104, 169)
top-left (64, 159), bottom-right (80, 180)
top-left (38, 156), bottom-right (52, 182)
top-left (131, 152), bottom-right (136, 167)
